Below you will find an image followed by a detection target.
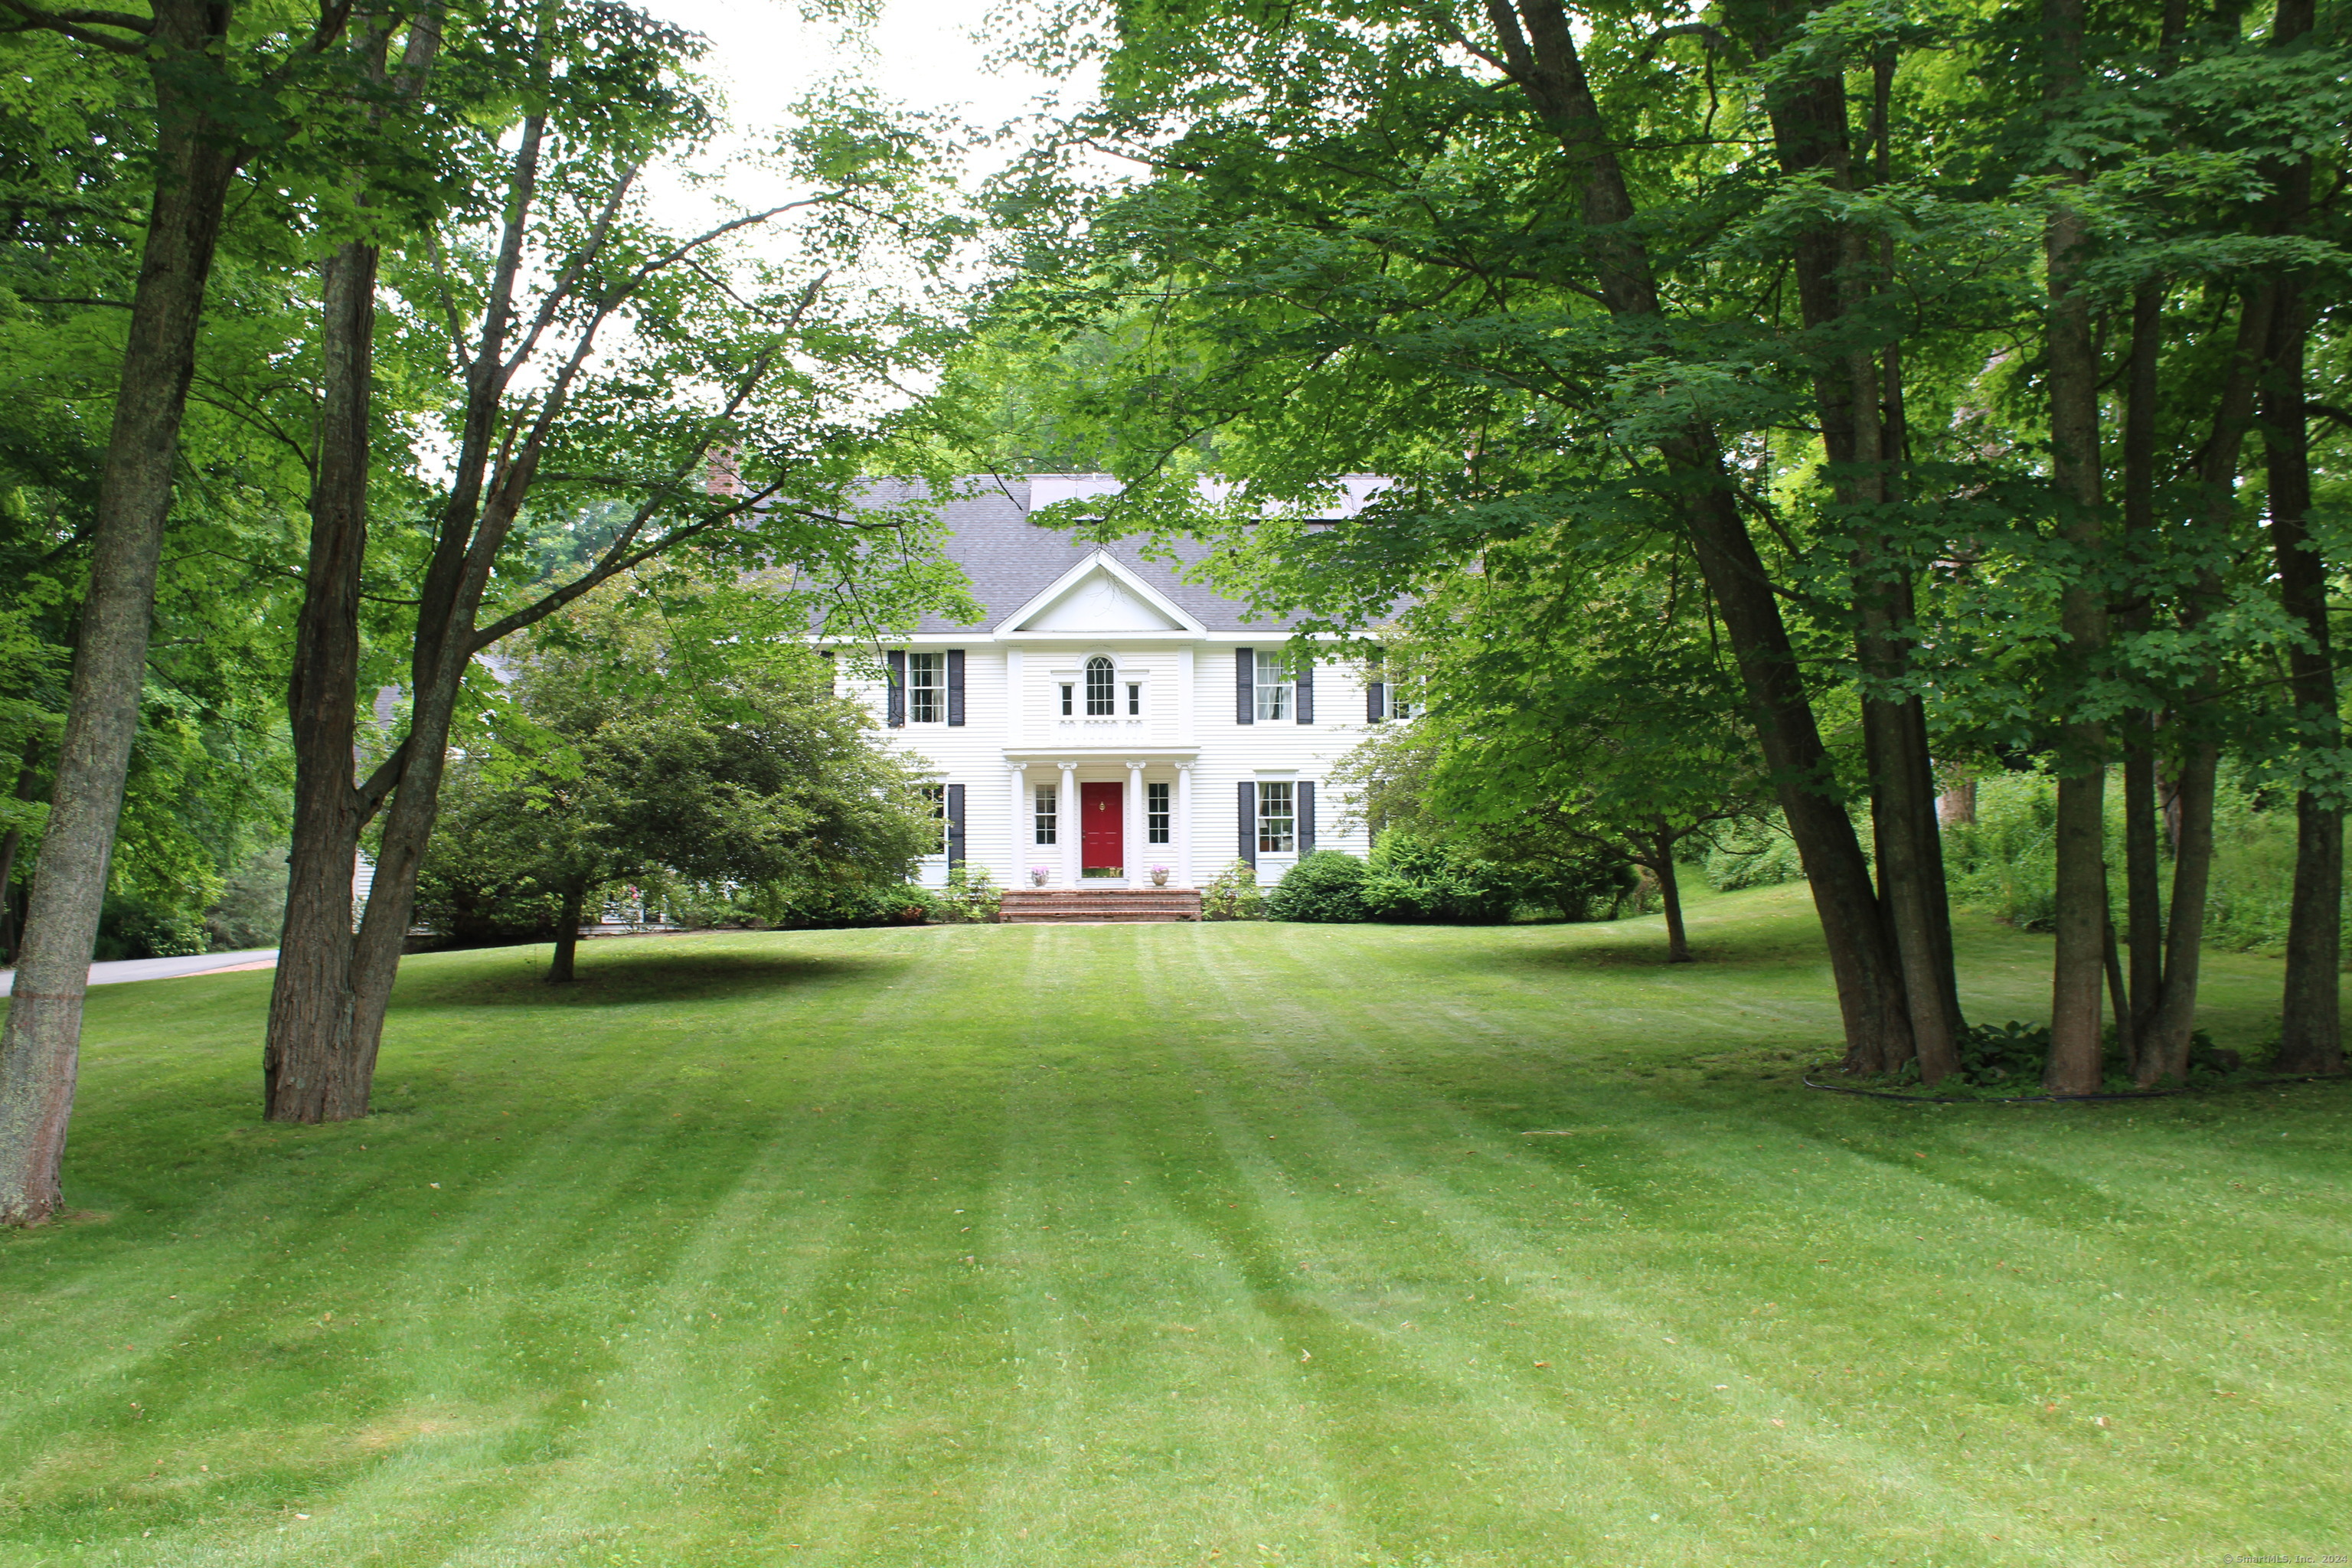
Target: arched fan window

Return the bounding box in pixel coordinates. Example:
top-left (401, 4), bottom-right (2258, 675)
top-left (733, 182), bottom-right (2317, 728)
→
top-left (1086, 655), bottom-right (1116, 716)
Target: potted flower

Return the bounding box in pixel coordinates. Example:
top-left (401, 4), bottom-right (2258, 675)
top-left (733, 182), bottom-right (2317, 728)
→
top-left (1149, 865), bottom-right (1171, 887)
top-left (1030, 866), bottom-right (1050, 887)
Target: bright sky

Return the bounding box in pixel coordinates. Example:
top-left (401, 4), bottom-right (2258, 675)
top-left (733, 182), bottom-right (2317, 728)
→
top-left (646, 0), bottom-right (1090, 174)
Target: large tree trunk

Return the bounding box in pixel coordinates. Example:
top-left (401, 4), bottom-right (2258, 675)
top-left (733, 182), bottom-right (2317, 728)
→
top-left (2142, 739), bottom-right (2220, 1083)
top-left (2115, 0), bottom-right (2195, 1064)
top-left (2040, 0), bottom-right (2112, 1095)
top-left (1736, 0), bottom-right (1957, 1080)
top-left (2119, 274), bottom-right (2167, 1051)
top-left (548, 882), bottom-right (587, 982)
top-left (1484, 0), bottom-right (1915, 1073)
top-left (2135, 290), bottom-right (2278, 1081)
top-left (1651, 835), bottom-right (1691, 964)
top-left (261, 13), bottom-right (440, 1122)
top-left (341, 492), bottom-right (508, 1103)
top-left (2256, 0), bottom-right (2339, 1076)
top-left (1937, 776), bottom-right (1977, 828)
top-left (0, 2), bottom-right (241, 1225)
top-left (265, 242), bottom-right (379, 1123)
top-left (2263, 291), bottom-right (2341, 1073)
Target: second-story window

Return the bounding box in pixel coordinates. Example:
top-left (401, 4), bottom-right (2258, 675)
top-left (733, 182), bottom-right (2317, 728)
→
top-left (1086, 656), bottom-right (1116, 716)
top-left (1254, 652), bottom-right (1293, 722)
top-left (1128, 682), bottom-right (1142, 715)
top-left (1060, 683), bottom-right (1073, 716)
top-left (908, 651), bottom-right (945, 723)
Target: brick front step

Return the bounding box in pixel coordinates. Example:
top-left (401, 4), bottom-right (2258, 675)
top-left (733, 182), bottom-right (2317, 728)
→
top-left (998, 889), bottom-right (1203, 923)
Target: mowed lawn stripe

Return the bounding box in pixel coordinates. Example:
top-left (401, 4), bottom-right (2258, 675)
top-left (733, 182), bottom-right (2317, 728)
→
top-left (2, 893), bottom-right (2347, 1566)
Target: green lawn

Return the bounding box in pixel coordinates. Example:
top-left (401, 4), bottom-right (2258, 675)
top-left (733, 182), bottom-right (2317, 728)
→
top-left (3, 883), bottom-right (2346, 1567)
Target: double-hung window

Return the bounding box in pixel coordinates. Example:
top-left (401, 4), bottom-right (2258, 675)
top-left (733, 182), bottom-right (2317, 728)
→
top-left (1147, 781), bottom-right (1171, 844)
top-left (908, 651), bottom-right (945, 723)
top-left (919, 783), bottom-right (948, 854)
top-left (1254, 652), bottom-right (1293, 722)
top-left (1390, 675), bottom-right (1423, 721)
top-left (1257, 781), bottom-right (1295, 853)
top-left (1085, 656), bottom-right (1116, 716)
top-left (1034, 784), bottom-right (1059, 845)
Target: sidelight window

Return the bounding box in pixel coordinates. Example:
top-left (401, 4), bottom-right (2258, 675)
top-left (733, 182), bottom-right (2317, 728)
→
top-left (1147, 781), bottom-right (1171, 844)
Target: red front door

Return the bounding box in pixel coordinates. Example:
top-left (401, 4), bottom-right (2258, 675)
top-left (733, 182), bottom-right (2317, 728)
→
top-left (1080, 781), bottom-right (1124, 872)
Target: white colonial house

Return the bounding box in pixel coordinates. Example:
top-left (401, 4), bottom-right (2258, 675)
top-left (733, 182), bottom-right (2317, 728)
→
top-left (826, 476), bottom-right (1409, 898)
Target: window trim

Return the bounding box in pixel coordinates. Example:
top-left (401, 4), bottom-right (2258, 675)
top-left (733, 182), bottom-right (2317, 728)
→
top-left (1147, 779), bottom-right (1171, 844)
top-left (919, 782), bottom-right (948, 854)
top-left (908, 651), bottom-right (946, 724)
top-left (1256, 780), bottom-right (1296, 854)
top-left (1254, 652), bottom-right (1293, 723)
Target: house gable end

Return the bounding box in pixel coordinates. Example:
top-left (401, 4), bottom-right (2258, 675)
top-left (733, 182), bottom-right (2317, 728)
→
top-left (1002, 552), bottom-right (1203, 635)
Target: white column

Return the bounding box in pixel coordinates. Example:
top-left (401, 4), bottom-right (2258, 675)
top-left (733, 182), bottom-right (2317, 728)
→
top-left (1126, 760), bottom-right (1147, 885)
top-left (1175, 761), bottom-right (1196, 888)
top-left (1009, 764), bottom-right (1031, 887)
top-left (1057, 762), bottom-right (1080, 887)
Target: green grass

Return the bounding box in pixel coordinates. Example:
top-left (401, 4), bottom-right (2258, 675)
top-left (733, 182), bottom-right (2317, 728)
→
top-left (3, 883), bottom-right (2347, 1567)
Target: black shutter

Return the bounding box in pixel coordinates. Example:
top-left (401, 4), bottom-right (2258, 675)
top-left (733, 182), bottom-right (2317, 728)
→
top-left (1367, 648), bottom-right (1386, 722)
top-left (946, 782), bottom-right (965, 866)
top-left (819, 647), bottom-right (837, 697)
top-left (1298, 781), bottom-right (1315, 853)
top-left (946, 649), bottom-right (965, 727)
top-left (1237, 780), bottom-right (1257, 867)
top-left (1295, 653), bottom-right (1315, 724)
top-left (1235, 648), bottom-right (1255, 725)
top-left (886, 650), bottom-right (906, 727)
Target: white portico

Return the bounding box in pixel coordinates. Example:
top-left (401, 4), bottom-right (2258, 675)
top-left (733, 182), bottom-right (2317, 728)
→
top-left (829, 476), bottom-right (1396, 890)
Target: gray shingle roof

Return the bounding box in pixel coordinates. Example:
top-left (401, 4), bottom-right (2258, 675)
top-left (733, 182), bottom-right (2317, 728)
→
top-left (854, 477), bottom-right (1317, 635)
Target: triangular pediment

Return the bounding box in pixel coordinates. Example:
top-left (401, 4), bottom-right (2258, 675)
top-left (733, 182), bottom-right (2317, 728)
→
top-left (1003, 552), bottom-right (1200, 634)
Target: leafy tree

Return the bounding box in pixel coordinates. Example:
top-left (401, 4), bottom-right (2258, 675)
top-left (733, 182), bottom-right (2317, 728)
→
top-left (0, 0), bottom-right (443, 1223)
top-left (414, 591), bottom-right (936, 982)
top-left (261, 10), bottom-right (985, 1122)
top-left (978, 0), bottom-right (2352, 1086)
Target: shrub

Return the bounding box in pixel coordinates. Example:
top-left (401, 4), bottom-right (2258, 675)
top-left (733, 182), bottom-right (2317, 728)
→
top-left (1265, 850), bottom-right (1370, 923)
top-left (93, 894), bottom-right (207, 962)
top-left (1883, 1018), bottom-right (2252, 1093)
top-left (1360, 835), bottom-right (1520, 923)
top-left (769, 883), bottom-right (938, 929)
top-left (1202, 860), bottom-right (1264, 920)
top-left (936, 864), bottom-right (1004, 923)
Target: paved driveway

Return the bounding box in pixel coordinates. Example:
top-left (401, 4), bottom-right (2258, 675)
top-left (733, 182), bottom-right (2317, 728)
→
top-left (0, 948), bottom-right (276, 998)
